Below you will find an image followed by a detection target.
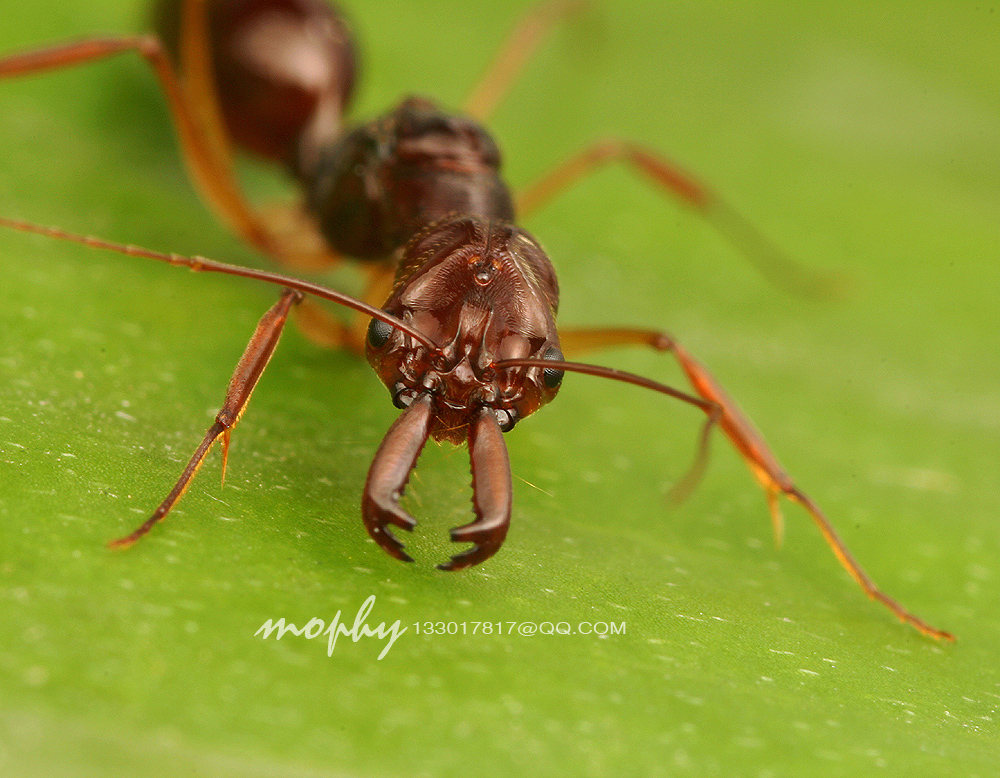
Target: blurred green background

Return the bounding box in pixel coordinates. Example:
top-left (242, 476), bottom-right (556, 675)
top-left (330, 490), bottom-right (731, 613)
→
top-left (1, 1), bottom-right (997, 776)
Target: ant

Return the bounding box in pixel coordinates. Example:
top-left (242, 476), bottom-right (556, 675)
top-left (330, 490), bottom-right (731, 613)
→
top-left (0, 0), bottom-right (953, 640)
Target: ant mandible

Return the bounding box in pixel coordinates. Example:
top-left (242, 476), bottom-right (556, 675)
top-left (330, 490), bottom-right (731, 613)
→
top-left (0, 0), bottom-right (953, 640)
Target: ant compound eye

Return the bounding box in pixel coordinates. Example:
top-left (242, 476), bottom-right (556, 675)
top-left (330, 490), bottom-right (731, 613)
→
top-left (367, 316), bottom-right (394, 348)
top-left (542, 346), bottom-right (565, 389)
top-left (495, 408), bottom-right (518, 432)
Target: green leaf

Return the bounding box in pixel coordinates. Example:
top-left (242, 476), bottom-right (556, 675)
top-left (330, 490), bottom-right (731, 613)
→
top-left (2, 1), bottom-right (997, 776)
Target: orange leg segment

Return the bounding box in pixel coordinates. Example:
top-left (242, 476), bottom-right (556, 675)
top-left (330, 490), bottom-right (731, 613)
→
top-left (0, 5), bottom-right (338, 271)
top-left (520, 140), bottom-right (843, 298)
top-left (108, 288), bottom-right (302, 549)
top-left (558, 326), bottom-right (954, 641)
top-left (464, 0), bottom-right (588, 121)
top-left (0, 32), bottom-right (273, 253)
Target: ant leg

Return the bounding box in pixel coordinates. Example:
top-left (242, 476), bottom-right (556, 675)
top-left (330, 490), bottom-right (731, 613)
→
top-left (171, 0), bottom-right (341, 271)
top-left (557, 326), bottom-right (954, 641)
top-left (0, 32), bottom-right (268, 254)
top-left (108, 288), bottom-right (302, 548)
top-left (464, 0), bottom-right (587, 121)
top-left (0, 8), bottom-right (337, 270)
top-left (518, 140), bottom-right (842, 298)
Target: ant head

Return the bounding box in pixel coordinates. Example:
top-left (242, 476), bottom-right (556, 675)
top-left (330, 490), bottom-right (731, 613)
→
top-left (365, 216), bottom-right (564, 443)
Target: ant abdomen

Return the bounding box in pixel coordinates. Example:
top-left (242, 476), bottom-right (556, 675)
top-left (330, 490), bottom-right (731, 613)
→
top-left (154, 0), bottom-right (358, 168)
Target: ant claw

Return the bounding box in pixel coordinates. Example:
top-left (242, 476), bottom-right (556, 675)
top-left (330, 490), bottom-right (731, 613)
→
top-left (365, 511), bottom-right (416, 563)
top-left (361, 394), bottom-right (432, 564)
top-left (437, 545), bottom-right (496, 572)
top-left (436, 408), bottom-right (513, 571)
top-left (437, 521), bottom-right (506, 571)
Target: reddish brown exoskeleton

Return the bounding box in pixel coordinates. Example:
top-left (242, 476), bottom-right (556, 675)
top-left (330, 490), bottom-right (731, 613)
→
top-left (0, 0), bottom-right (953, 638)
